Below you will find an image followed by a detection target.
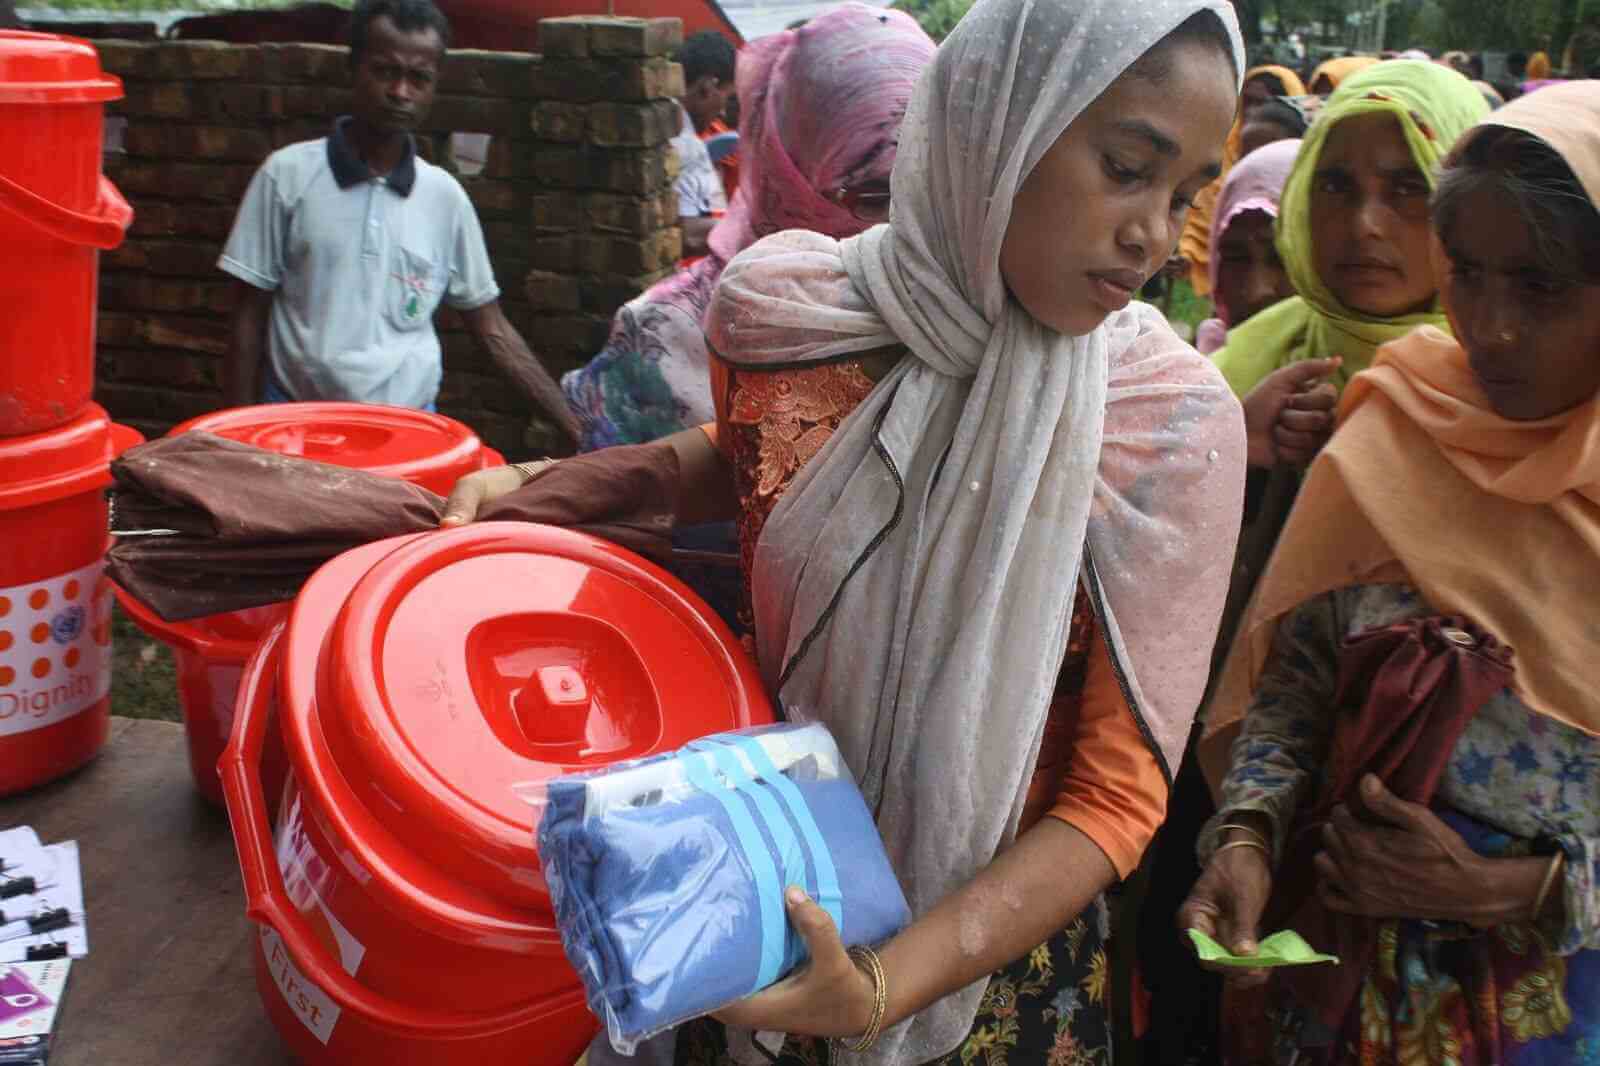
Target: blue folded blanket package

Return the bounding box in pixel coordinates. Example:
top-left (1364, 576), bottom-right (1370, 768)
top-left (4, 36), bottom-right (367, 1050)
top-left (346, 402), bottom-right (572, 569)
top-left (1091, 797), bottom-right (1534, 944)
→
top-left (537, 722), bottom-right (911, 1054)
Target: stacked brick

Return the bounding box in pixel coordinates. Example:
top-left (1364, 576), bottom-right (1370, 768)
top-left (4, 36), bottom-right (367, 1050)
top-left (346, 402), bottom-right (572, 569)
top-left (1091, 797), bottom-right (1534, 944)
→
top-left (89, 17), bottom-right (685, 459)
top-left (520, 16), bottom-right (685, 388)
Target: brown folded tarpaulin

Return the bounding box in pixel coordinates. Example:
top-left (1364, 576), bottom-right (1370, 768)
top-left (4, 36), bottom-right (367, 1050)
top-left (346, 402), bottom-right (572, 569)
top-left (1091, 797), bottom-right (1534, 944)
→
top-left (107, 431), bottom-right (681, 621)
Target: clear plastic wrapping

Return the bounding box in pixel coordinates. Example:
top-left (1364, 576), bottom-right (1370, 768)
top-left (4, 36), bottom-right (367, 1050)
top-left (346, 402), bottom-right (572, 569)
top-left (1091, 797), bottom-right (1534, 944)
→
top-left (533, 722), bottom-right (911, 1054)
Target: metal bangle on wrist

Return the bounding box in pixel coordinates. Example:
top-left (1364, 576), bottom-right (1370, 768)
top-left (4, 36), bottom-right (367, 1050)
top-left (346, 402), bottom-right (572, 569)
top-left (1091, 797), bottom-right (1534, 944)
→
top-left (1531, 852), bottom-right (1566, 922)
top-left (1215, 821), bottom-right (1270, 850)
top-left (841, 945), bottom-right (888, 1053)
top-left (512, 458), bottom-right (556, 484)
top-left (1210, 819), bottom-right (1273, 866)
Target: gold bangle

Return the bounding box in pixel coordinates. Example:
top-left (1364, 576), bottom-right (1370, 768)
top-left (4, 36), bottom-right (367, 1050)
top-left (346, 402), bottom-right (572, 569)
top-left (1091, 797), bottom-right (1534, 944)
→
top-left (1532, 852), bottom-right (1565, 921)
top-left (512, 458), bottom-right (556, 484)
top-left (1215, 822), bottom-right (1270, 849)
top-left (844, 945), bottom-right (888, 1053)
top-left (1213, 838), bottom-right (1269, 859)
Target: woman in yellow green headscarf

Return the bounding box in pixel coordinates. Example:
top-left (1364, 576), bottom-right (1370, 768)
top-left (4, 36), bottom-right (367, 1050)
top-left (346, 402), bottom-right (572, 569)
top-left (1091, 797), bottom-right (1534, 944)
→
top-left (1214, 60), bottom-right (1488, 457)
top-left (1204, 60), bottom-right (1487, 675)
top-left (1182, 64), bottom-right (1308, 297)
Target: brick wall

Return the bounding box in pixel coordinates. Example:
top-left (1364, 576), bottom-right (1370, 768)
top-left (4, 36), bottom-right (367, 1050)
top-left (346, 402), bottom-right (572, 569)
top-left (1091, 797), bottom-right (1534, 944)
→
top-left (91, 16), bottom-right (684, 459)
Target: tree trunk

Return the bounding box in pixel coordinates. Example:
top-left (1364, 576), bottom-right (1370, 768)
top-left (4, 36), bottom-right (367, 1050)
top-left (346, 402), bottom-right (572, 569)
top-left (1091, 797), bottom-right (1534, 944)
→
top-left (1554, 0), bottom-right (1582, 67)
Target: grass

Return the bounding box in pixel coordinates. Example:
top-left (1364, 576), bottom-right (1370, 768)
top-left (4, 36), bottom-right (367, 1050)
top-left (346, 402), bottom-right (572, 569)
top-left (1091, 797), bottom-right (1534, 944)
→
top-left (110, 603), bottom-right (182, 723)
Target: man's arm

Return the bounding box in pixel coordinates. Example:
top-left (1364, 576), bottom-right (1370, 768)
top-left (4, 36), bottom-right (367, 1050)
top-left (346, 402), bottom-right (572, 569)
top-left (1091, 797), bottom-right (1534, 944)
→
top-left (457, 300), bottom-right (581, 449)
top-left (224, 282), bottom-right (274, 407)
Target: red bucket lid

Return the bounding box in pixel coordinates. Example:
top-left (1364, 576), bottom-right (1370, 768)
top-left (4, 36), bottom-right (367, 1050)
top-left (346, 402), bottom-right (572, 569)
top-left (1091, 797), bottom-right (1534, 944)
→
top-left (0, 32), bottom-right (123, 104)
top-left (171, 402), bottom-right (487, 497)
top-left (277, 523), bottom-right (773, 946)
top-left (0, 404), bottom-right (141, 511)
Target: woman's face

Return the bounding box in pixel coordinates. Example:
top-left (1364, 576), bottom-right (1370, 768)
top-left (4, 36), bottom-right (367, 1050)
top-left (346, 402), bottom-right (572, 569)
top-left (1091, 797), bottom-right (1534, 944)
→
top-left (1239, 114), bottom-right (1294, 157)
top-left (1215, 209), bottom-right (1294, 326)
top-left (999, 39), bottom-right (1237, 337)
top-left (1440, 183), bottom-right (1600, 421)
top-left (1309, 112), bottom-right (1437, 317)
top-left (1240, 72), bottom-right (1281, 116)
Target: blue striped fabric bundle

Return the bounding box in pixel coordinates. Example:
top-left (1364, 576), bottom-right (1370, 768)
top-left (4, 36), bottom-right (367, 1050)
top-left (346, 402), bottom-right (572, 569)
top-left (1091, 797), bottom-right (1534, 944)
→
top-left (538, 723), bottom-right (910, 1054)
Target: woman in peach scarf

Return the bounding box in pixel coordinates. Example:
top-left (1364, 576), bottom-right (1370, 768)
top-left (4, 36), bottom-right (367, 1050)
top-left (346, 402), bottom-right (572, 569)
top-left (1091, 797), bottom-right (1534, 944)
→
top-left (1183, 81), bottom-right (1600, 1065)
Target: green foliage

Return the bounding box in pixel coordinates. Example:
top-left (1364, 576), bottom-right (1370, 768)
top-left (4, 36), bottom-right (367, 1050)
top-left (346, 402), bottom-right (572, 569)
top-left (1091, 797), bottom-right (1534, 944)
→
top-left (1426, 0), bottom-right (1562, 50)
top-left (891, 0), bottom-right (973, 42)
top-left (1257, 0), bottom-right (1576, 55)
top-left (1162, 278), bottom-right (1212, 335)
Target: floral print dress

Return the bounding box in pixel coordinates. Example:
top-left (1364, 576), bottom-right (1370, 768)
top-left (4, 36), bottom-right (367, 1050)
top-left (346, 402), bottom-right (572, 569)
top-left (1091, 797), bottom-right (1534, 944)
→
top-left (561, 256), bottom-right (725, 452)
top-left (1204, 582), bottom-right (1600, 1065)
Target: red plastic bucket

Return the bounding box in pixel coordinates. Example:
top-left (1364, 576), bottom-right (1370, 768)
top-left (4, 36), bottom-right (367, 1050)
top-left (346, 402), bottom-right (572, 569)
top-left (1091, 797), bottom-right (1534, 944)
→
top-left (169, 402), bottom-right (506, 494)
top-left (0, 32), bottom-right (131, 437)
top-left (0, 405), bottom-right (141, 794)
top-left (118, 403), bottom-right (506, 805)
top-left (220, 523), bottom-right (774, 1064)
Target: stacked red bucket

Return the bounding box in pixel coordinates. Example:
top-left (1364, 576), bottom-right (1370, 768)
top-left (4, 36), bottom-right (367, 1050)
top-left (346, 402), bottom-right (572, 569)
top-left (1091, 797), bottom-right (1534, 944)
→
top-left (220, 522), bottom-right (776, 1064)
top-left (0, 31), bottom-right (139, 794)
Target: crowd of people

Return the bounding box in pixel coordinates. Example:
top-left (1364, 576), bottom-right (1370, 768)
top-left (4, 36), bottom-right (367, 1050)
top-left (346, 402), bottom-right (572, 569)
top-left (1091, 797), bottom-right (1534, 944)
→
top-left (216, 0), bottom-right (1600, 1062)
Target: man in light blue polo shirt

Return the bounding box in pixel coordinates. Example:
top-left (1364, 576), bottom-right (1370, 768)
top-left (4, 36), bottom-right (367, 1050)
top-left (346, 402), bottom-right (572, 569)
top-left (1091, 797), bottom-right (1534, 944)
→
top-left (220, 0), bottom-right (577, 442)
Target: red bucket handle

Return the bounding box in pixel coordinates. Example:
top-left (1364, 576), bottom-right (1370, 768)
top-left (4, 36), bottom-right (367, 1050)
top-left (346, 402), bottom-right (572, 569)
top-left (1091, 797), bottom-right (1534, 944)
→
top-left (0, 172), bottom-right (131, 249)
top-left (219, 626), bottom-right (586, 1040)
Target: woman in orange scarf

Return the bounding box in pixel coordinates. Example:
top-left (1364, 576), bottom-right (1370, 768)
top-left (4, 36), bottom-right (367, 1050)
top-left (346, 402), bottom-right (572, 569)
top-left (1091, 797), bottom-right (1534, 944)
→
top-left (1182, 81), bottom-right (1600, 1064)
top-left (1181, 64), bottom-right (1306, 297)
top-left (1307, 53), bottom-right (1379, 94)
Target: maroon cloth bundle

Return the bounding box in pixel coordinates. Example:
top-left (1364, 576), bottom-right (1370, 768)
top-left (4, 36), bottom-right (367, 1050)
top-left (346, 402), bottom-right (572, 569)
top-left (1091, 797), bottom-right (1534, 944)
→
top-left (107, 432), bottom-right (680, 621)
top-left (1269, 614), bottom-right (1515, 1048)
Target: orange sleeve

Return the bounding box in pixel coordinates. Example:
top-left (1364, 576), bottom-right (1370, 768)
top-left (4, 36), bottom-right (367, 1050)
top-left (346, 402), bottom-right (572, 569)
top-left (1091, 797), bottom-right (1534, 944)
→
top-left (704, 354), bottom-right (731, 460)
top-left (1043, 627), bottom-right (1170, 879)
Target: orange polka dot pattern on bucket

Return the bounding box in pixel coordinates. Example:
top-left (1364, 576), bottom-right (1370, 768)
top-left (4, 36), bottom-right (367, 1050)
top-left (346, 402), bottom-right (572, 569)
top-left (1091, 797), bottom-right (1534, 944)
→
top-left (0, 560), bottom-right (113, 737)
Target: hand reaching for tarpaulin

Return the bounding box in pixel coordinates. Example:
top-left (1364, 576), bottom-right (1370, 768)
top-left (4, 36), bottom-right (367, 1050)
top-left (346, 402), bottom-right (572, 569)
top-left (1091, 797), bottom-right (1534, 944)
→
top-left (107, 431), bottom-right (680, 622)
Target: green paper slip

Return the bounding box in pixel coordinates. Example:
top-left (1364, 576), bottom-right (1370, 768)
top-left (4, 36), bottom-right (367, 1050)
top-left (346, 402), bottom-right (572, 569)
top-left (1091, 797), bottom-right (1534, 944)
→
top-left (1186, 928), bottom-right (1340, 968)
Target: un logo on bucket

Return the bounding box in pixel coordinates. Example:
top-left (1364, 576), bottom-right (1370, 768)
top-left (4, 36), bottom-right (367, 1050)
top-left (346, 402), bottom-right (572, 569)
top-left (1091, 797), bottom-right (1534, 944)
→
top-left (50, 606), bottom-right (85, 645)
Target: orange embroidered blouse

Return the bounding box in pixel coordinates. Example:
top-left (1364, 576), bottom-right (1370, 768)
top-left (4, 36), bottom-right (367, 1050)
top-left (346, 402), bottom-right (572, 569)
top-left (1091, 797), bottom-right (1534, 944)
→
top-left (703, 358), bottom-right (1167, 878)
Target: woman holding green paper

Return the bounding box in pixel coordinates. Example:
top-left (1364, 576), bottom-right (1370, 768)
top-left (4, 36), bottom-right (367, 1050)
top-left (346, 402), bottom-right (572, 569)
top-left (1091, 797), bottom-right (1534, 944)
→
top-left (1184, 81), bottom-right (1600, 1065)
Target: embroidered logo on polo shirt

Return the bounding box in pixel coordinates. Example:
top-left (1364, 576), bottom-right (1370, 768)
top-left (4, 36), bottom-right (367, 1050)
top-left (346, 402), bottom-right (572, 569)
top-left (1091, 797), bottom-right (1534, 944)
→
top-left (391, 268), bottom-right (438, 322)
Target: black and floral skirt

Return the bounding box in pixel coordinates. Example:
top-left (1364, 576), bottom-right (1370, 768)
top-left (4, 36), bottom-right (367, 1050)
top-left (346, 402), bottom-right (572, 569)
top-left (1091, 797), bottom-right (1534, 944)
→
top-left (675, 895), bottom-right (1113, 1066)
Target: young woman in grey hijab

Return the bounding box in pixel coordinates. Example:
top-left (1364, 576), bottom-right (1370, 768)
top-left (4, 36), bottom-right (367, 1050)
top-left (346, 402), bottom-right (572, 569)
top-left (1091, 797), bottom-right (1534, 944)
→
top-left (440, 0), bottom-right (1247, 1058)
top-left (677, 0), bottom-right (1250, 1062)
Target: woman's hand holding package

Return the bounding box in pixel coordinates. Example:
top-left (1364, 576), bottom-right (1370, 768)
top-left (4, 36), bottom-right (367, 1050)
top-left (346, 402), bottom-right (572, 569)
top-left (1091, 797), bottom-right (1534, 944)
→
top-left (1316, 775), bottom-right (1549, 929)
top-left (1241, 358), bottom-right (1341, 467)
top-left (717, 819), bottom-right (1118, 1041)
top-left (1179, 819), bottom-right (1275, 988)
top-left (713, 886), bottom-right (877, 1038)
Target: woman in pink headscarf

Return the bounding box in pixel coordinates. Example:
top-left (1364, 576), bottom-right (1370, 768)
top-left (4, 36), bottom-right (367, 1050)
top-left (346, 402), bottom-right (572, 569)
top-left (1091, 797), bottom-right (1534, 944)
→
top-left (560, 5), bottom-right (936, 452)
top-left (1195, 137), bottom-right (1300, 355)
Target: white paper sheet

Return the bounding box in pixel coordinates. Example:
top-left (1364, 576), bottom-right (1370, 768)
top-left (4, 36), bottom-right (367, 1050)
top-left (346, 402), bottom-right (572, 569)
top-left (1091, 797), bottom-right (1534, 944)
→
top-left (0, 842), bottom-right (86, 963)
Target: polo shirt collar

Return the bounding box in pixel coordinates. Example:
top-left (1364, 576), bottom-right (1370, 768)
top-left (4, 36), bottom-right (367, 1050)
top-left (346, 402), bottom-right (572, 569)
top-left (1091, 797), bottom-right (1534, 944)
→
top-left (327, 116), bottom-right (417, 196)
